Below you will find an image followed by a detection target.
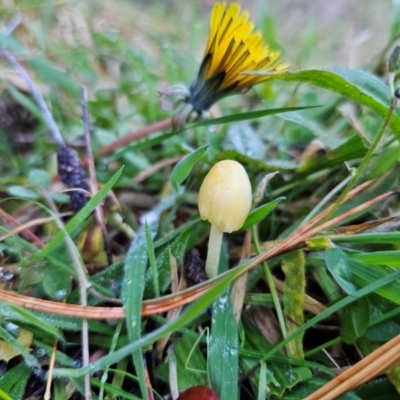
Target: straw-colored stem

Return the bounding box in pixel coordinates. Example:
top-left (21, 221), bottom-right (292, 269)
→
top-left (205, 224), bottom-right (224, 278)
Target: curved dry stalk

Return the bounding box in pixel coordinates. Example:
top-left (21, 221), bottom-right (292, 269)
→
top-left (304, 333), bottom-right (400, 400)
top-left (0, 186), bottom-right (393, 320)
top-left (0, 208), bottom-right (46, 248)
top-left (81, 117), bottom-right (173, 166)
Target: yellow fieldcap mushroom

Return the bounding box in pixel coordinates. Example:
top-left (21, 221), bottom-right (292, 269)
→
top-left (198, 160), bottom-right (252, 278)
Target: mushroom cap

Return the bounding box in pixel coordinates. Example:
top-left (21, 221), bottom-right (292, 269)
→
top-left (198, 160), bottom-right (252, 233)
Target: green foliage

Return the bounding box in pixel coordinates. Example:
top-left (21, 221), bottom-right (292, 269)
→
top-left (1, 1), bottom-right (400, 398)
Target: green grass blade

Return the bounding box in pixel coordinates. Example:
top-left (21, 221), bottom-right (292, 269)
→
top-left (122, 220), bottom-right (158, 400)
top-left (41, 166), bottom-right (124, 257)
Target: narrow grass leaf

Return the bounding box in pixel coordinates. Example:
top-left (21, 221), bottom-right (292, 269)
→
top-left (8, 303), bottom-right (63, 339)
top-left (144, 225), bottom-right (191, 298)
top-left (170, 144), bottom-right (209, 191)
top-left (194, 106), bottom-right (320, 127)
top-left (241, 197), bottom-right (285, 230)
top-left (258, 361), bottom-right (267, 400)
top-left (0, 325), bottom-right (38, 368)
top-left (349, 251), bottom-right (400, 267)
top-left (0, 362), bottom-right (31, 399)
top-left (208, 244), bottom-right (238, 400)
top-left (331, 232), bottom-right (400, 245)
top-left (122, 219), bottom-right (158, 400)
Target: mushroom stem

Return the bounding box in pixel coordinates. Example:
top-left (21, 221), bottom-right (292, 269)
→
top-left (205, 224), bottom-right (224, 279)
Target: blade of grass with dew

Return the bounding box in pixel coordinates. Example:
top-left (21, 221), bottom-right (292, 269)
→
top-left (208, 242), bottom-right (239, 400)
top-left (145, 221), bottom-right (160, 298)
top-left (52, 261), bottom-right (249, 379)
top-left (170, 144), bottom-right (209, 191)
top-left (7, 303), bottom-right (63, 339)
top-left (122, 219), bottom-right (158, 400)
top-left (99, 320), bottom-right (123, 400)
top-left (0, 301), bottom-right (114, 334)
top-left (33, 339), bottom-right (76, 368)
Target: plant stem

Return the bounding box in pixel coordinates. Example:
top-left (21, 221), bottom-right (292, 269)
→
top-left (205, 224), bottom-right (223, 278)
top-left (321, 97), bottom-right (398, 223)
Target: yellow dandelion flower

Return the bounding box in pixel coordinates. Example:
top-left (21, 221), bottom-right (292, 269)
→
top-left (165, 2), bottom-right (288, 127)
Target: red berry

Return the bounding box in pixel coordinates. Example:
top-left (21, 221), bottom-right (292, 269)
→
top-left (177, 385), bottom-right (219, 400)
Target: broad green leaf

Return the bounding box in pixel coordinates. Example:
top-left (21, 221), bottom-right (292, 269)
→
top-left (355, 377), bottom-right (400, 400)
top-left (278, 110), bottom-right (342, 148)
top-left (156, 333), bottom-right (207, 390)
top-left (281, 376), bottom-right (361, 400)
top-left (325, 248), bottom-right (357, 294)
top-left (28, 169), bottom-right (51, 188)
top-left (265, 68), bottom-right (400, 136)
top-left (170, 144), bottom-right (209, 191)
top-left (41, 266), bottom-right (72, 300)
top-left (340, 297), bottom-right (370, 344)
top-left (7, 185), bottom-right (39, 199)
top-left (241, 197), bottom-right (285, 230)
top-left (365, 319), bottom-right (400, 342)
